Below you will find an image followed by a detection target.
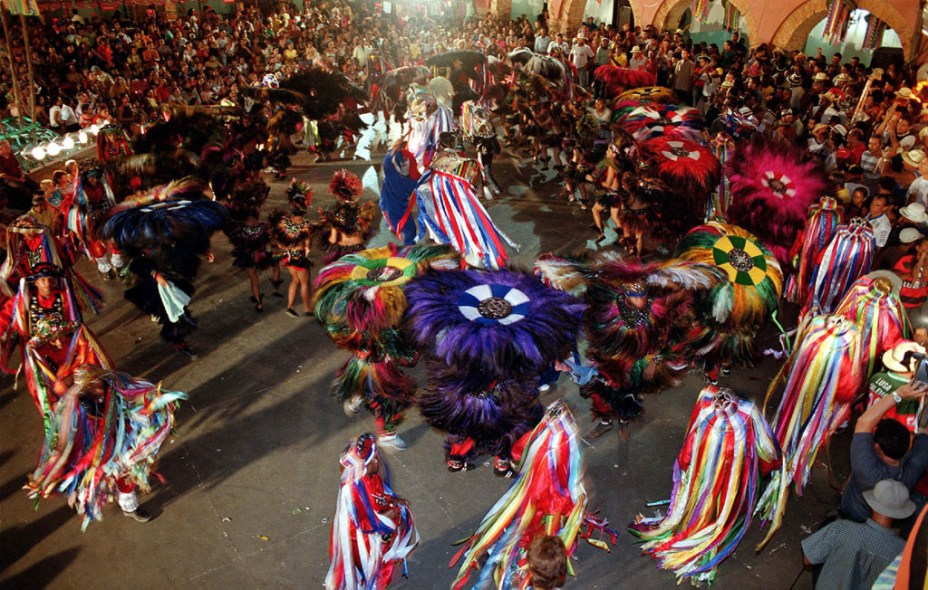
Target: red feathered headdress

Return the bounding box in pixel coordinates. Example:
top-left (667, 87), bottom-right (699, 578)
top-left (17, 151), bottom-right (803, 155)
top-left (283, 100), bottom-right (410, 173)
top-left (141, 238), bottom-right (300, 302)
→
top-left (328, 169), bottom-right (362, 203)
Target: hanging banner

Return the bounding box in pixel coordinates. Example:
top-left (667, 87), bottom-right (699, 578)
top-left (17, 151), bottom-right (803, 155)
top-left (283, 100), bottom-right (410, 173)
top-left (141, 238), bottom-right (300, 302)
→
top-left (3, 0), bottom-right (40, 16)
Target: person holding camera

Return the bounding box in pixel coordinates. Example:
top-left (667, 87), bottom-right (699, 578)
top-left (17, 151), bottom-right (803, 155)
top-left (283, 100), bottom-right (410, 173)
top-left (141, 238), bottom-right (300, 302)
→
top-left (842, 341), bottom-right (928, 524)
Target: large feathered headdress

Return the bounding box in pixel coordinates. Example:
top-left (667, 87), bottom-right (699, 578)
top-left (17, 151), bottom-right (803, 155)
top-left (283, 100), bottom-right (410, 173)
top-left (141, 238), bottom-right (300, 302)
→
top-left (727, 140), bottom-right (826, 268)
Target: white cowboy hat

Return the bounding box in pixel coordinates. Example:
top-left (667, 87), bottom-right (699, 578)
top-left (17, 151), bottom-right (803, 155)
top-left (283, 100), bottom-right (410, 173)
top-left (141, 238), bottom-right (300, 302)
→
top-left (902, 149), bottom-right (927, 169)
top-left (900, 202), bottom-right (928, 224)
top-left (882, 340), bottom-right (926, 373)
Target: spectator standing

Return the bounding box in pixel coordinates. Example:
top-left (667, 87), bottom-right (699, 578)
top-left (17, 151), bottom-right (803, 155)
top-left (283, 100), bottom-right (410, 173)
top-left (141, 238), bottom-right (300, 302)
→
top-left (672, 48), bottom-right (695, 105)
top-left (569, 34), bottom-right (594, 87)
top-left (628, 45), bottom-right (646, 70)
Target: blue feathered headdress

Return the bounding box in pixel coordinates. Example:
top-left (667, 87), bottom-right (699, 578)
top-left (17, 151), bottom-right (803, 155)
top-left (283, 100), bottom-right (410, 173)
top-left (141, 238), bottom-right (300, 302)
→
top-left (405, 268), bottom-right (586, 377)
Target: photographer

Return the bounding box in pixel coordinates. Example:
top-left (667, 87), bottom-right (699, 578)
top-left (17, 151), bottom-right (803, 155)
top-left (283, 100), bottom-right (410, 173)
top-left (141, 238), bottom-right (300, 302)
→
top-left (842, 341), bottom-right (928, 524)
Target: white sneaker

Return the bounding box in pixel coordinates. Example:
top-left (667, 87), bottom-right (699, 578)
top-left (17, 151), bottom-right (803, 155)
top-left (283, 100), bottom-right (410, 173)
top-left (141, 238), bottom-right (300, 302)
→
top-left (378, 434), bottom-right (408, 451)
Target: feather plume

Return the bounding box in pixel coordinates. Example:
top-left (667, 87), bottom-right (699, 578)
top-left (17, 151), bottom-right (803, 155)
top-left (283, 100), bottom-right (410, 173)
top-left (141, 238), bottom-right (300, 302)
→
top-left (727, 140), bottom-right (827, 269)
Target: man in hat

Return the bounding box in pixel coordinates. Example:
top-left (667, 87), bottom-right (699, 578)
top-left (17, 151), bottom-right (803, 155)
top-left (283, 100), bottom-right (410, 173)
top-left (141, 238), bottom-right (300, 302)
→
top-left (628, 45), bottom-right (646, 71)
top-left (904, 150), bottom-right (928, 207)
top-left (568, 34), bottom-right (594, 87)
top-left (804, 479), bottom-right (915, 590)
top-left (843, 359), bottom-right (928, 523)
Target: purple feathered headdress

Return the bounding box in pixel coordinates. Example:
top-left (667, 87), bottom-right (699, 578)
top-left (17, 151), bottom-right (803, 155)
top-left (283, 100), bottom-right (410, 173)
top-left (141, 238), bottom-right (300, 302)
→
top-left (404, 268), bottom-right (586, 376)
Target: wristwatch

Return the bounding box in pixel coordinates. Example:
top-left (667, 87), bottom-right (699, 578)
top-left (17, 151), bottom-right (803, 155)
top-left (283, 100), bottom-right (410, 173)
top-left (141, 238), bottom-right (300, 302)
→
top-left (892, 391), bottom-right (903, 404)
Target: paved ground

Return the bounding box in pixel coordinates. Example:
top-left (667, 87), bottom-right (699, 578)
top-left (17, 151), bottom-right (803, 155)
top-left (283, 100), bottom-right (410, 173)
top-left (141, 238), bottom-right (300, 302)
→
top-left (0, 139), bottom-right (845, 589)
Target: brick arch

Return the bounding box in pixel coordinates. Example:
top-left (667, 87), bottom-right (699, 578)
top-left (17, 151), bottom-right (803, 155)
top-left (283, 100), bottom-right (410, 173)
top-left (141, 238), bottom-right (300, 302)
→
top-left (770, 0), bottom-right (828, 51)
top-left (652, 0), bottom-right (757, 39)
top-left (771, 0), bottom-right (916, 59)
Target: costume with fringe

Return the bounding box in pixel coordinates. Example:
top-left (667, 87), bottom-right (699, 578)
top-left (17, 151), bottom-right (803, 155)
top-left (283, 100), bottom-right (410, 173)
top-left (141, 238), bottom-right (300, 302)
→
top-left (835, 276), bottom-right (910, 382)
top-left (318, 170), bottom-right (377, 264)
top-left (726, 140), bottom-right (826, 269)
top-left (638, 137), bottom-right (721, 238)
top-left (404, 268), bottom-right (584, 465)
top-left (461, 101), bottom-right (503, 200)
top-left (616, 86), bottom-right (678, 104)
top-left (314, 244), bottom-right (459, 433)
top-left (412, 148), bottom-right (518, 270)
top-left (0, 215), bottom-right (103, 313)
top-left (805, 218), bottom-right (875, 316)
top-left (325, 434), bottom-right (419, 590)
top-left (593, 66), bottom-right (657, 99)
top-left (706, 132), bottom-right (735, 221)
top-left (617, 104), bottom-right (705, 142)
top-left (101, 179), bottom-right (227, 344)
top-left (406, 91), bottom-right (454, 169)
top-left (754, 314), bottom-right (862, 551)
top-left (676, 223), bottom-right (783, 367)
top-left (223, 179), bottom-right (274, 270)
top-left (630, 386), bottom-right (781, 584)
top-left (26, 365), bottom-right (186, 530)
top-left (449, 402), bottom-right (615, 589)
top-left (785, 197), bottom-right (843, 307)
top-left (536, 254), bottom-right (723, 422)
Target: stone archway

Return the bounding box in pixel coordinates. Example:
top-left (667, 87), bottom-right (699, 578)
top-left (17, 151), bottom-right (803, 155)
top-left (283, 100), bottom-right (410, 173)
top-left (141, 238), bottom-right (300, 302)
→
top-left (770, 0), bottom-right (828, 51)
top-left (652, 0), bottom-right (758, 40)
top-left (770, 0), bottom-right (918, 60)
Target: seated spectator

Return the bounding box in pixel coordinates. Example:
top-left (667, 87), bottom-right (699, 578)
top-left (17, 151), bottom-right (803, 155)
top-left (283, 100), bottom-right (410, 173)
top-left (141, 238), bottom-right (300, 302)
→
top-left (803, 479), bottom-right (915, 590)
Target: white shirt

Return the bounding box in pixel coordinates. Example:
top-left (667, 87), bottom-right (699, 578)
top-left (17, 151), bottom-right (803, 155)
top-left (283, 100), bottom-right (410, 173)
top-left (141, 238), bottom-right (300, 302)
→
top-left (569, 43), bottom-right (594, 68)
top-left (908, 176), bottom-right (928, 208)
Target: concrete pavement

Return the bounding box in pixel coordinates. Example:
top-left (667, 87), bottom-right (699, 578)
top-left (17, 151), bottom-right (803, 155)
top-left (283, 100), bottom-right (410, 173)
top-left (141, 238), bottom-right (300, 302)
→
top-left (0, 142), bottom-right (836, 589)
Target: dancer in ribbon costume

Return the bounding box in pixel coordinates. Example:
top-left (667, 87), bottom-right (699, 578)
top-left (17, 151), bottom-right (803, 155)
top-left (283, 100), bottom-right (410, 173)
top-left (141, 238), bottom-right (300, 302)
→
top-left (405, 87), bottom-right (454, 169)
top-left (616, 103), bottom-right (705, 142)
top-left (755, 314), bottom-right (862, 551)
top-left (102, 178), bottom-right (227, 359)
top-left (0, 214), bottom-right (103, 313)
top-left (380, 140), bottom-right (421, 246)
top-left (705, 132), bottom-right (735, 221)
top-left (726, 140), bottom-right (827, 270)
top-left (460, 101), bottom-right (502, 200)
top-left (806, 218), bottom-right (876, 316)
top-left (314, 244), bottom-right (459, 449)
top-left (450, 402), bottom-right (615, 589)
top-left (785, 197), bottom-right (843, 307)
top-left (536, 253), bottom-right (723, 433)
top-left (630, 386), bottom-right (781, 584)
top-left (405, 268), bottom-right (584, 473)
top-left (675, 223), bottom-right (783, 378)
top-left (324, 433), bottom-right (419, 590)
top-left (835, 274), bottom-right (910, 383)
top-left (27, 364), bottom-right (186, 529)
top-left (413, 144), bottom-right (518, 270)
top-left (66, 159), bottom-right (123, 279)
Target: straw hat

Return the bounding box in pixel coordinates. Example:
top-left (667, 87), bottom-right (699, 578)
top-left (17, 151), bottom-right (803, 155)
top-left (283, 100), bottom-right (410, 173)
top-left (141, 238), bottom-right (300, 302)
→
top-left (813, 72), bottom-right (829, 82)
top-left (867, 270), bottom-right (904, 294)
top-left (882, 340), bottom-right (926, 373)
top-left (900, 227), bottom-right (924, 244)
top-left (631, 45), bottom-right (642, 54)
top-left (902, 149), bottom-right (927, 169)
top-left (787, 72), bottom-right (803, 87)
top-left (812, 123), bottom-right (831, 136)
top-left (900, 202), bottom-right (928, 224)
top-left (896, 87), bottom-right (917, 100)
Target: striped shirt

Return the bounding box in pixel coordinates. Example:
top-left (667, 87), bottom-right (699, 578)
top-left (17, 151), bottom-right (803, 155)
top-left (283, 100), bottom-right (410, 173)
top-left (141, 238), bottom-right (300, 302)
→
top-left (860, 149), bottom-right (882, 179)
top-left (801, 519), bottom-right (905, 590)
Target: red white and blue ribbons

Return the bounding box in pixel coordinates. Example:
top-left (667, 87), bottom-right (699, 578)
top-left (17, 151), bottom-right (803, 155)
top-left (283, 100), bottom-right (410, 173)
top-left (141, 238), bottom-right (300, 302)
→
top-left (807, 219), bottom-right (875, 316)
top-left (415, 169), bottom-right (518, 270)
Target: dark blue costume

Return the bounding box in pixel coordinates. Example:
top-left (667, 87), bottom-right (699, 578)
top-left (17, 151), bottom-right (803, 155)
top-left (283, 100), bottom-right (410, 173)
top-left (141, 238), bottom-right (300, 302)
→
top-left (380, 149), bottom-right (420, 246)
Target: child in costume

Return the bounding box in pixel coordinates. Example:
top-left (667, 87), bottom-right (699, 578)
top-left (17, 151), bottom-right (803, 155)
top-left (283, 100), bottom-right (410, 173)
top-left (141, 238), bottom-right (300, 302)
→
top-left (223, 179), bottom-right (282, 312)
top-left (319, 169), bottom-right (376, 263)
top-left (270, 180), bottom-right (315, 317)
top-left (325, 433), bottom-right (419, 590)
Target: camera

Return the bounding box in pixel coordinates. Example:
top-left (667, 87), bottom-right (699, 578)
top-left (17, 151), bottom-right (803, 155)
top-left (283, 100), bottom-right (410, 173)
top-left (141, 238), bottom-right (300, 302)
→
top-left (902, 350), bottom-right (928, 385)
